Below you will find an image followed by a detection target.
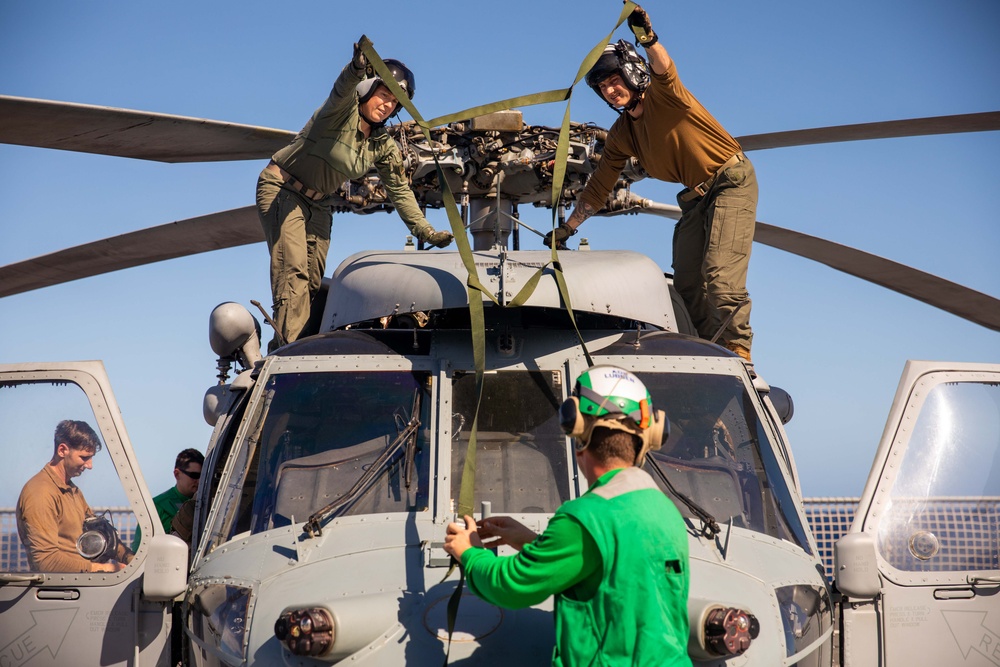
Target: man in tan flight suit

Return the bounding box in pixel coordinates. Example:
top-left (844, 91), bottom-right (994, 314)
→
top-left (546, 4), bottom-right (758, 362)
top-left (257, 41), bottom-right (453, 352)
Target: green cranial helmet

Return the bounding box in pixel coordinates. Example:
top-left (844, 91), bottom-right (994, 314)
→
top-left (574, 365), bottom-right (653, 429)
top-left (560, 365), bottom-right (668, 465)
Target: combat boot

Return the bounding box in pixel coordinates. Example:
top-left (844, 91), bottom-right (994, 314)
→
top-left (725, 342), bottom-right (752, 363)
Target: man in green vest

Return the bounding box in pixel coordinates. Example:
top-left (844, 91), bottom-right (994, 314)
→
top-left (131, 448), bottom-right (203, 551)
top-left (444, 366), bottom-right (692, 666)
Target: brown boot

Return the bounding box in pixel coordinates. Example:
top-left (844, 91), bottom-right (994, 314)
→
top-left (725, 342), bottom-right (752, 363)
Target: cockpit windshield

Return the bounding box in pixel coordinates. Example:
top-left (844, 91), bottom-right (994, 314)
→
top-left (451, 371), bottom-right (570, 515)
top-left (244, 371), bottom-right (430, 535)
top-left (227, 366), bottom-right (806, 553)
top-left (639, 372), bottom-right (811, 551)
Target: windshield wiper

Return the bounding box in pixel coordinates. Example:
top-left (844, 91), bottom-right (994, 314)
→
top-left (303, 390), bottom-right (421, 538)
top-left (647, 457), bottom-right (722, 542)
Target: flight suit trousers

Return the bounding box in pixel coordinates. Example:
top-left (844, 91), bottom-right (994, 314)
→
top-left (672, 155), bottom-right (757, 353)
top-left (256, 167), bottom-right (332, 352)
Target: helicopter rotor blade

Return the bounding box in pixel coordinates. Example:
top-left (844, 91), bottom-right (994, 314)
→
top-left (752, 222), bottom-right (1000, 332)
top-left (0, 95), bottom-right (293, 163)
top-left (3, 196), bottom-right (997, 334)
top-left (631, 201), bottom-right (1000, 332)
top-left (737, 111), bottom-right (1000, 152)
top-left (0, 207), bottom-right (262, 298)
top-left (3, 96), bottom-right (997, 162)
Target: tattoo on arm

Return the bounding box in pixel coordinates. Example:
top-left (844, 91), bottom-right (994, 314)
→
top-left (567, 202), bottom-right (597, 229)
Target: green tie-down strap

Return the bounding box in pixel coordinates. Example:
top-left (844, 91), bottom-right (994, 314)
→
top-left (360, 8), bottom-right (635, 661)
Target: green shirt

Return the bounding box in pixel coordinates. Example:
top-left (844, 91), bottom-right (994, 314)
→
top-left (271, 60), bottom-right (429, 234)
top-left (462, 468), bottom-right (692, 666)
top-left (463, 508), bottom-right (602, 608)
top-left (131, 485), bottom-right (188, 551)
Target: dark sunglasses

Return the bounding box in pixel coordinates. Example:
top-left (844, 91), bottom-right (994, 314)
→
top-left (179, 468), bottom-right (201, 480)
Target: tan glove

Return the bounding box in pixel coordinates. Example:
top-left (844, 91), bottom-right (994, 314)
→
top-left (543, 223), bottom-right (576, 248)
top-left (417, 226), bottom-right (454, 248)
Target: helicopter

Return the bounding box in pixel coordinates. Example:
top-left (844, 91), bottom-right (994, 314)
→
top-left (2, 3), bottom-right (1000, 666)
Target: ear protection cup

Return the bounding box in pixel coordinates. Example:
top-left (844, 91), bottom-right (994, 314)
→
top-left (636, 409), bottom-right (668, 467)
top-left (642, 409), bottom-right (667, 451)
top-left (559, 396), bottom-right (586, 438)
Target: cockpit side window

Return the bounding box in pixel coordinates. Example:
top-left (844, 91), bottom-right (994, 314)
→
top-left (878, 380), bottom-right (1000, 572)
top-left (0, 379), bottom-right (137, 574)
top-left (639, 372), bottom-right (811, 551)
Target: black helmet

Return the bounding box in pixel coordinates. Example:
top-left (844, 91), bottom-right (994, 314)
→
top-left (357, 58), bottom-right (416, 111)
top-left (585, 40), bottom-right (650, 111)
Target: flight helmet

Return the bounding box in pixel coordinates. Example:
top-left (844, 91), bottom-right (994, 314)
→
top-left (560, 365), bottom-right (667, 465)
top-left (356, 58), bottom-right (416, 124)
top-left (585, 40), bottom-right (650, 111)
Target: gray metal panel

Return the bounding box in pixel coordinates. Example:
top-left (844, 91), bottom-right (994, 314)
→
top-left (320, 249), bottom-right (678, 331)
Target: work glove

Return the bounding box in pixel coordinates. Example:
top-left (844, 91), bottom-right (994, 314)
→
top-left (352, 41), bottom-right (368, 73)
top-left (627, 3), bottom-right (658, 47)
top-left (543, 223), bottom-right (576, 248)
top-left (419, 228), bottom-right (454, 249)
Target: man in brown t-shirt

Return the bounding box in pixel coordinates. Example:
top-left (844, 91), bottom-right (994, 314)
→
top-left (546, 4), bottom-right (757, 362)
top-left (16, 420), bottom-right (130, 573)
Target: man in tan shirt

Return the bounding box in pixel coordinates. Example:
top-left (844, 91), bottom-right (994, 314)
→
top-left (16, 420), bottom-right (129, 573)
top-left (546, 4), bottom-right (757, 362)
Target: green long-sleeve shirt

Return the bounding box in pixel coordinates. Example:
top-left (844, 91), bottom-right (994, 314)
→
top-left (463, 467), bottom-right (692, 667)
top-left (460, 472), bottom-right (618, 608)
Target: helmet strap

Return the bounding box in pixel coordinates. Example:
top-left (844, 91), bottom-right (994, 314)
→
top-left (359, 104), bottom-right (386, 129)
top-left (623, 94), bottom-right (642, 113)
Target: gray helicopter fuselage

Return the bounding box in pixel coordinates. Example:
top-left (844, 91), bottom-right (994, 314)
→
top-left (184, 248), bottom-right (830, 666)
top-left (5, 247), bottom-right (994, 666)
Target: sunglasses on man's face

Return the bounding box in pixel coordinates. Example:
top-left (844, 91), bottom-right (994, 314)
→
top-left (179, 468), bottom-right (201, 480)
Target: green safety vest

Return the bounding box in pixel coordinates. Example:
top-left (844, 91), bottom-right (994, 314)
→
top-left (553, 468), bottom-right (692, 667)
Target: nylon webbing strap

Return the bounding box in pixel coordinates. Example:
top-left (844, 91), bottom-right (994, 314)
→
top-left (359, 7), bottom-right (635, 661)
top-left (361, 42), bottom-right (496, 660)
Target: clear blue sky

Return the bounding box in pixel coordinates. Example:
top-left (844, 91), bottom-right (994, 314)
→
top-left (1, 0), bottom-right (998, 505)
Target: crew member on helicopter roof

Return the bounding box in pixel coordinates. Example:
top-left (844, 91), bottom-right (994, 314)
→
top-left (546, 4), bottom-right (758, 363)
top-left (256, 40), bottom-right (453, 352)
top-left (444, 366), bottom-right (691, 666)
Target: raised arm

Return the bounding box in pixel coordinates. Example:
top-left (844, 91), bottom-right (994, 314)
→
top-left (627, 3), bottom-right (672, 75)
